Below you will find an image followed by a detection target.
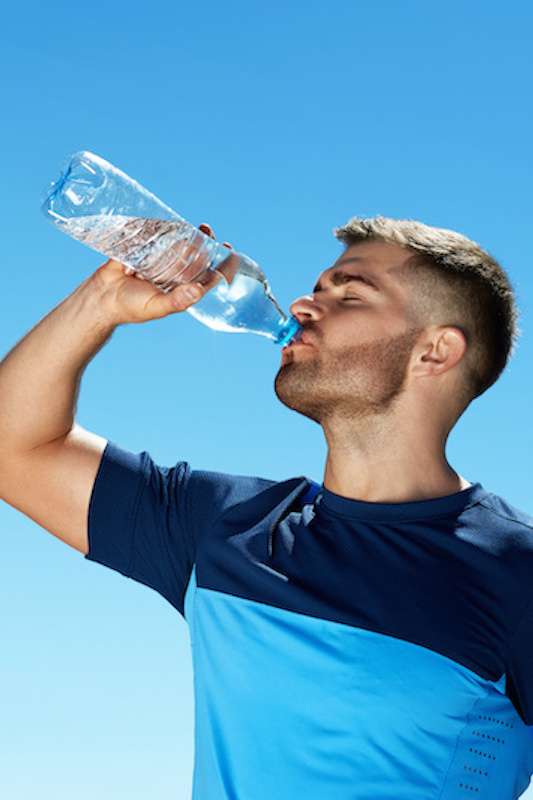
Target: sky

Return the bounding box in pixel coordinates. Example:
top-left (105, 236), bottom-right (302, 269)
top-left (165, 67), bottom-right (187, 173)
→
top-left (1, 0), bottom-right (532, 797)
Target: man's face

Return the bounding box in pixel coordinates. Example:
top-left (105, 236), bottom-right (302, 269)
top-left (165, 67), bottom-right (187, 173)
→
top-left (274, 240), bottom-right (425, 425)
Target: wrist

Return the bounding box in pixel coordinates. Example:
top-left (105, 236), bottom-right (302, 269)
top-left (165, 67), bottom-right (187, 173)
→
top-left (81, 263), bottom-right (125, 329)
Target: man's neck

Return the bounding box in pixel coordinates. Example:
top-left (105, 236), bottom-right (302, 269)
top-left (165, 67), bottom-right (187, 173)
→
top-left (323, 464), bottom-right (471, 504)
top-left (321, 416), bottom-right (471, 504)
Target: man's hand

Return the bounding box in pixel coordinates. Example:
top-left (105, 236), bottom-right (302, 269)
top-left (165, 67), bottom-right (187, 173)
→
top-left (93, 222), bottom-right (234, 325)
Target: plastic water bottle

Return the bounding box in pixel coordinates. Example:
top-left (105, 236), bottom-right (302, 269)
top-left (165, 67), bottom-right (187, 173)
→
top-left (41, 151), bottom-right (302, 347)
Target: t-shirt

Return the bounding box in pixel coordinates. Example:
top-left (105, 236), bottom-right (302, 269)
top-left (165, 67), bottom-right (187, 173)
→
top-left (85, 440), bottom-right (533, 800)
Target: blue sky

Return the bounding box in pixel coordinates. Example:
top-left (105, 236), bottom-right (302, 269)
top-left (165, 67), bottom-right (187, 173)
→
top-left (1, 1), bottom-right (533, 797)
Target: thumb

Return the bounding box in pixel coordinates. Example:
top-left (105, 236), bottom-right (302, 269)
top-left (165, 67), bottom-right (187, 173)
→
top-left (165, 270), bottom-right (224, 314)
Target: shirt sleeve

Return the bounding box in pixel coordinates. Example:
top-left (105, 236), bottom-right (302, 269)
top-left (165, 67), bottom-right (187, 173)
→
top-left (85, 439), bottom-right (195, 618)
top-left (507, 596), bottom-right (533, 726)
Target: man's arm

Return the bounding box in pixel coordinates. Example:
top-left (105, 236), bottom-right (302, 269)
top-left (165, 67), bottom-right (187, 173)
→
top-left (0, 269), bottom-right (119, 554)
top-left (0, 228), bottom-right (227, 555)
top-left (0, 427), bottom-right (108, 555)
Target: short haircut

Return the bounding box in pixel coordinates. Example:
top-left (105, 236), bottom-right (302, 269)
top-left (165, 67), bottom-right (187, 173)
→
top-left (333, 216), bottom-right (521, 409)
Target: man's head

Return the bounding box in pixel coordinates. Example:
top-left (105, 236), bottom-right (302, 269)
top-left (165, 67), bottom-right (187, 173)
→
top-left (274, 216), bottom-right (520, 434)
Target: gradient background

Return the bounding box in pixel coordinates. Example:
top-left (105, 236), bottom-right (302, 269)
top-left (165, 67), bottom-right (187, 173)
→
top-left (1, 1), bottom-right (532, 797)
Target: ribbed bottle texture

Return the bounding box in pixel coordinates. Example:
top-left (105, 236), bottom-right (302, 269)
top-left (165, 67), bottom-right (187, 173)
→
top-left (41, 151), bottom-right (302, 346)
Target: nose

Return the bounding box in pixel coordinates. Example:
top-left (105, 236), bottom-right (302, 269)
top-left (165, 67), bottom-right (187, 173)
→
top-left (289, 294), bottom-right (324, 324)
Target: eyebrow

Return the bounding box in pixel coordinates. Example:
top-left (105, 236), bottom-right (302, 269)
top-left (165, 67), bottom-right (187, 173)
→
top-left (312, 259), bottom-right (381, 295)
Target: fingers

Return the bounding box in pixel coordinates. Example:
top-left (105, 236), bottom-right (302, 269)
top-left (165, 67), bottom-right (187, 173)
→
top-left (118, 222), bottom-right (235, 319)
top-left (213, 251), bottom-right (239, 285)
top-left (199, 222), bottom-right (214, 238)
top-left (195, 269), bottom-right (225, 292)
top-left (199, 221), bottom-right (233, 250)
top-left (168, 271), bottom-right (223, 311)
top-left (123, 264), bottom-right (145, 280)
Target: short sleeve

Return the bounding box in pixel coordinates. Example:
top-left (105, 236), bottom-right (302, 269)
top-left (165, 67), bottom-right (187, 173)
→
top-left (85, 439), bottom-right (195, 618)
top-left (507, 597), bottom-right (533, 726)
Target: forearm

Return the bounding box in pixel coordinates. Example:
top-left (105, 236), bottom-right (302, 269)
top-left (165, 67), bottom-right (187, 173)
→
top-left (0, 273), bottom-right (118, 453)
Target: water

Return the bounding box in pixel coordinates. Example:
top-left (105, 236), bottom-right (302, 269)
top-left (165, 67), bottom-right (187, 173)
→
top-left (58, 214), bottom-right (225, 289)
top-left (57, 213), bottom-right (296, 341)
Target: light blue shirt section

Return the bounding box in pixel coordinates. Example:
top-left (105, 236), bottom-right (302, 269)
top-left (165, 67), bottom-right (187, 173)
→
top-left (184, 567), bottom-right (533, 799)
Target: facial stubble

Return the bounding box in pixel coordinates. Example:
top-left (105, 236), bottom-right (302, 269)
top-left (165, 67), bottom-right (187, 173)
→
top-left (274, 327), bottom-right (424, 425)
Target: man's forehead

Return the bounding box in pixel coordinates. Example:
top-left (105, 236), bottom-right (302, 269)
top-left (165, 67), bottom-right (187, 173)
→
top-left (335, 240), bottom-right (410, 272)
top-left (315, 242), bottom-right (411, 289)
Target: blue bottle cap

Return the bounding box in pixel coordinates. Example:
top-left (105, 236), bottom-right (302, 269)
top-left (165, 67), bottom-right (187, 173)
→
top-left (275, 316), bottom-right (303, 347)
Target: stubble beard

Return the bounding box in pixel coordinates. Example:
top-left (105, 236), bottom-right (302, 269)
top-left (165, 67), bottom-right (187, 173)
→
top-left (274, 327), bottom-right (423, 426)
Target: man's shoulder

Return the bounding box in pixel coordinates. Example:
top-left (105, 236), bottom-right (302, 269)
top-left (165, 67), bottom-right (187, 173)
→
top-left (189, 466), bottom-right (308, 493)
top-left (187, 467), bottom-right (313, 519)
top-left (477, 488), bottom-right (533, 538)
top-left (478, 493), bottom-right (533, 628)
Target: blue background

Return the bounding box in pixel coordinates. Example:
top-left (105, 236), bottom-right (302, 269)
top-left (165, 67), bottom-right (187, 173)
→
top-left (1, 1), bottom-right (532, 797)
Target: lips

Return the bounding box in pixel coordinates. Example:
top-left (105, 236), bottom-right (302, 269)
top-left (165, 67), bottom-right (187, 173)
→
top-left (282, 339), bottom-right (314, 357)
top-left (294, 330), bottom-right (317, 347)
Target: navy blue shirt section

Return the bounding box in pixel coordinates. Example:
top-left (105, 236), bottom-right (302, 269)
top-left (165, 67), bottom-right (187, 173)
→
top-left (87, 440), bottom-right (277, 616)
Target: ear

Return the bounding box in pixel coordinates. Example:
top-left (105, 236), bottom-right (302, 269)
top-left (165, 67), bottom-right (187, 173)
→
top-left (411, 326), bottom-right (467, 378)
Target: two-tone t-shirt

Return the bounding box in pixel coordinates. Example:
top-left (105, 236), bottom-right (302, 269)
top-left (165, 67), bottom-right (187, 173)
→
top-left (85, 440), bottom-right (533, 799)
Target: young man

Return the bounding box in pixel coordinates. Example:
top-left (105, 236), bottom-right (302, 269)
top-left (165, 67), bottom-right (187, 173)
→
top-left (1, 217), bottom-right (532, 799)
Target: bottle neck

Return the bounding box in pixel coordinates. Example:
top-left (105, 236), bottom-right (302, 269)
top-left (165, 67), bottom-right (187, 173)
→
top-left (275, 316), bottom-right (302, 346)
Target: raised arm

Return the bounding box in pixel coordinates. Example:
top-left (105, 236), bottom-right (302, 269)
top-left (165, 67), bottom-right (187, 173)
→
top-left (0, 224), bottom-right (229, 554)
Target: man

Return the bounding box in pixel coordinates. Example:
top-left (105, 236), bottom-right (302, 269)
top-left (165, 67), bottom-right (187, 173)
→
top-left (1, 216), bottom-right (532, 799)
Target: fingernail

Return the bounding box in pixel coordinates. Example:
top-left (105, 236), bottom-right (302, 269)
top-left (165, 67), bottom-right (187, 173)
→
top-left (185, 286), bottom-right (201, 300)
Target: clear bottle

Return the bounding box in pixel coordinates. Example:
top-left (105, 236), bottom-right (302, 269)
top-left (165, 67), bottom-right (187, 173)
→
top-left (41, 151), bottom-right (302, 347)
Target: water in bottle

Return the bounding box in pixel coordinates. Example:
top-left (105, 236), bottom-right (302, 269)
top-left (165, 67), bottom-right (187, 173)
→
top-left (41, 151), bottom-right (302, 346)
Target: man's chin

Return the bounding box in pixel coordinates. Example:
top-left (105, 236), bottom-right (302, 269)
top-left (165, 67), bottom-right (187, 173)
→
top-left (273, 369), bottom-right (323, 425)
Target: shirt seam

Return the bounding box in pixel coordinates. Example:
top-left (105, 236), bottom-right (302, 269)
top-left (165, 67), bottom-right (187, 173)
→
top-left (477, 496), bottom-right (533, 534)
